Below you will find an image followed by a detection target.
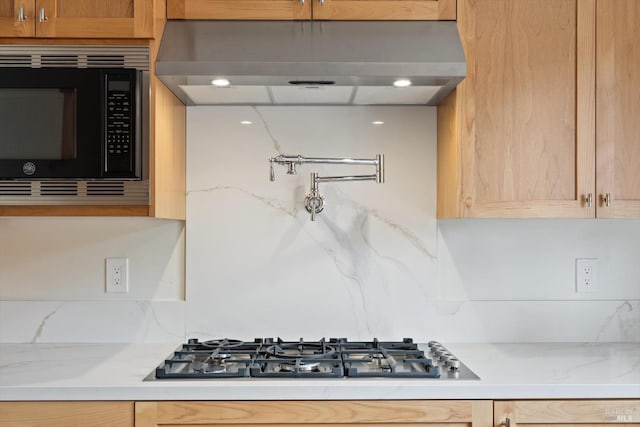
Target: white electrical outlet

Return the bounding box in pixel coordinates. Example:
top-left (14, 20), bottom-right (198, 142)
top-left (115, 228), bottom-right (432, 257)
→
top-left (106, 257), bottom-right (129, 293)
top-left (576, 258), bottom-right (598, 293)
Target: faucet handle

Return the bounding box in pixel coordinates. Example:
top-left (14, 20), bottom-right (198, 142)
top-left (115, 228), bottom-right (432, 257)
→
top-left (304, 191), bottom-right (325, 221)
top-left (269, 161), bottom-right (275, 181)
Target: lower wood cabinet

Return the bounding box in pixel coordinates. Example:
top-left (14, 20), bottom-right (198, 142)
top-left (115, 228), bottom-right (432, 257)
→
top-left (0, 401), bottom-right (134, 426)
top-left (2, 400), bottom-right (638, 426)
top-left (494, 400), bottom-right (640, 426)
top-left (134, 400), bottom-right (494, 426)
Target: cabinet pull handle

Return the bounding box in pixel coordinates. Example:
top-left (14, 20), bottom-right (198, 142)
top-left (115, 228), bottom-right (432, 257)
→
top-left (300, 0), bottom-right (304, 4)
top-left (502, 417), bottom-right (511, 427)
top-left (39, 7), bottom-right (47, 23)
top-left (18, 5), bottom-right (27, 22)
top-left (585, 193), bottom-right (593, 208)
top-left (602, 193), bottom-right (611, 207)
top-left (319, 0), bottom-right (325, 5)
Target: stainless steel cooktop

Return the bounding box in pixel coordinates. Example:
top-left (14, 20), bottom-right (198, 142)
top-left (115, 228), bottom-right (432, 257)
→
top-left (151, 338), bottom-right (479, 380)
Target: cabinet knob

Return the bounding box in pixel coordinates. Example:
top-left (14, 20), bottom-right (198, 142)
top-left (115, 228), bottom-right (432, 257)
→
top-left (501, 417), bottom-right (511, 427)
top-left (18, 6), bottom-right (27, 22)
top-left (319, 0), bottom-right (325, 5)
top-left (39, 7), bottom-right (48, 23)
top-left (300, 0), bottom-right (304, 4)
top-left (601, 193), bottom-right (611, 207)
top-left (585, 193), bottom-right (593, 208)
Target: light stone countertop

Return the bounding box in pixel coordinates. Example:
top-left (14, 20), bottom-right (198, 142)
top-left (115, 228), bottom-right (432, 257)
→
top-left (0, 342), bottom-right (638, 401)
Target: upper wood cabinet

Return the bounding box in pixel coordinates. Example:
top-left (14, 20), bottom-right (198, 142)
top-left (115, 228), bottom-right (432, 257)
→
top-left (596, 0), bottom-right (640, 218)
top-left (0, 0), bottom-right (153, 38)
top-left (494, 400), bottom-right (640, 425)
top-left (167, 0), bottom-right (455, 20)
top-left (167, 0), bottom-right (312, 19)
top-left (437, 0), bottom-right (640, 219)
top-left (135, 400), bottom-right (493, 427)
top-left (0, 1), bottom-right (34, 36)
top-left (312, 0), bottom-right (455, 20)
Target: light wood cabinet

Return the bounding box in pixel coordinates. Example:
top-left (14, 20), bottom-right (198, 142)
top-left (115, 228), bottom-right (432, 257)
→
top-left (438, 0), bottom-right (595, 218)
top-left (0, 0), bottom-right (153, 38)
top-left (438, 0), bottom-right (640, 219)
top-left (595, 0), bottom-right (640, 218)
top-left (0, 1), bottom-right (34, 36)
top-left (167, 0), bottom-right (455, 20)
top-left (494, 400), bottom-right (640, 426)
top-left (312, 0), bottom-right (455, 20)
top-left (135, 400), bottom-right (493, 427)
top-left (167, 0), bottom-right (312, 19)
top-left (0, 401), bottom-right (135, 427)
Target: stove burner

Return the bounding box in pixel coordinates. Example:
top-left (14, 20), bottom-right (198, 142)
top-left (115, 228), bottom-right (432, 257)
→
top-left (278, 361), bottom-right (321, 372)
top-left (265, 339), bottom-right (337, 360)
top-left (198, 339), bottom-right (246, 349)
top-left (369, 353), bottom-right (393, 372)
top-left (194, 359), bottom-right (227, 374)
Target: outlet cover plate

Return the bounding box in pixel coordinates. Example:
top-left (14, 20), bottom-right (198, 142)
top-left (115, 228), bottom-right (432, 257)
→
top-left (576, 258), bottom-right (598, 293)
top-left (106, 257), bottom-right (129, 293)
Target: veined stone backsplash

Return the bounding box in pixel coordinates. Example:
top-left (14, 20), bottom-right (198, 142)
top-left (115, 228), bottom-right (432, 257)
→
top-left (0, 106), bottom-right (638, 343)
top-left (184, 106), bottom-right (640, 343)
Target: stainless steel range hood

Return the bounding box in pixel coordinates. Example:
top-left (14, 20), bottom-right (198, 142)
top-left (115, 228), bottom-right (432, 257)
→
top-left (156, 20), bottom-right (466, 106)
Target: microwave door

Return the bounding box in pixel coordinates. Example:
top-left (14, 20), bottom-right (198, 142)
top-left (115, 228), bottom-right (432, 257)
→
top-left (0, 68), bottom-right (102, 179)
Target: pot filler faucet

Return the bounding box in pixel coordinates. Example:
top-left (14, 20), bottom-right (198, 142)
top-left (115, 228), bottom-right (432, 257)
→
top-left (269, 154), bottom-right (385, 221)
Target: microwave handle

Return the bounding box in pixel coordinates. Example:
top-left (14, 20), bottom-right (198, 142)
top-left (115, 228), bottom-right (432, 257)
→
top-left (39, 7), bottom-right (48, 23)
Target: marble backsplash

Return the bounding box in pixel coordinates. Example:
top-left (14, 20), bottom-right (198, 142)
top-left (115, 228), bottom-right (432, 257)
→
top-left (0, 106), bottom-right (638, 343)
top-left (183, 106), bottom-right (639, 343)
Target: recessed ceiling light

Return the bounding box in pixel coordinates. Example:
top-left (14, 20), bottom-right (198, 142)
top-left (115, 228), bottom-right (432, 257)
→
top-left (393, 79), bottom-right (412, 88)
top-left (211, 78), bottom-right (230, 87)
top-left (372, 121), bottom-right (385, 125)
top-left (240, 120), bottom-right (253, 125)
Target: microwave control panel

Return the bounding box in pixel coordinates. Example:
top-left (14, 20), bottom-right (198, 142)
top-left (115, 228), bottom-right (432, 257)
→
top-left (104, 72), bottom-right (136, 177)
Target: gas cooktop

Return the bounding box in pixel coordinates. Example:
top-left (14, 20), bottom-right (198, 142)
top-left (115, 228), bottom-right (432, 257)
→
top-left (153, 338), bottom-right (479, 380)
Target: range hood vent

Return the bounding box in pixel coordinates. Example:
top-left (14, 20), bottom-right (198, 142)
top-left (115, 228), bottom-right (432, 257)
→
top-left (156, 20), bottom-right (466, 106)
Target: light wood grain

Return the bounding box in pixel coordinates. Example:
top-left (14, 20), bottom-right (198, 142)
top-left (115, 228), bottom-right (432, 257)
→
top-left (0, 0), bottom-right (34, 36)
top-left (437, 89), bottom-right (460, 219)
top-left (437, 0), bottom-right (596, 218)
top-left (167, 0), bottom-right (311, 19)
top-left (149, 1), bottom-right (186, 220)
top-left (149, 77), bottom-right (185, 220)
top-left (135, 400), bottom-right (482, 426)
top-left (56, 0), bottom-right (134, 17)
top-left (35, 0), bottom-right (153, 38)
top-left (0, 401), bottom-right (134, 426)
top-left (312, 0), bottom-right (455, 20)
top-left (596, 0), bottom-right (640, 218)
top-left (494, 400), bottom-right (640, 424)
top-left (576, 0), bottom-right (597, 216)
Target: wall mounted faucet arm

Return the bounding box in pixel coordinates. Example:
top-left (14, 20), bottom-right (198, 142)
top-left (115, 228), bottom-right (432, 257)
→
top-left (269, 154), bottom-right (384, 183)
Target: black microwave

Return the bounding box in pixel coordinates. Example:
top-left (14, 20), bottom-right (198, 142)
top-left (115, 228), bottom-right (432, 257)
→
top-left (0, 67), bottom-right (141, 180)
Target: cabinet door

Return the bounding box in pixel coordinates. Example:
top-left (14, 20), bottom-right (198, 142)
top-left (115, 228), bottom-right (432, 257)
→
top-left (136, 400), bottom-right (493, 427)
top-left (596, 0), bottom-right (640, 218)
top-left (438, 0), bottom-right (596, 218)
top-left (34, 0), bottom-right (152, 38)
top-left (312, 0), bottom-right (455, 20)
top-left (494, 400), bottom-right (640, 425)
top-left (0, 401), bottom-right (134, 426)
top-left (167, 0), bottom-right (312, 19)
top-left (0, 0), bottom-right (34, 37)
